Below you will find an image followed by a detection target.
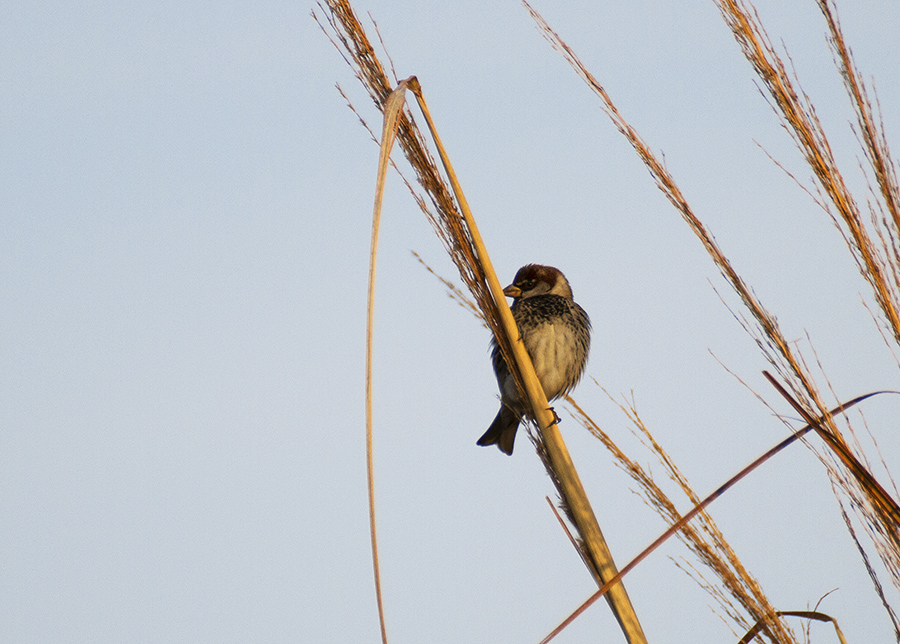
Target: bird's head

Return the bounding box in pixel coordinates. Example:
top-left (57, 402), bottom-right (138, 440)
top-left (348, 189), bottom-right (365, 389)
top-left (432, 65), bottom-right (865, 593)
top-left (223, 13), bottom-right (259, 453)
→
top-left (503, 264), bottom-right (573, 300)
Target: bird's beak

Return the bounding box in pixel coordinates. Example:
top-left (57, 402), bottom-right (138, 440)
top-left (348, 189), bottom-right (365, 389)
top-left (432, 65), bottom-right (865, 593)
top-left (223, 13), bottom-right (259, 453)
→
top-left (502, 284), bottom-right (522, 298)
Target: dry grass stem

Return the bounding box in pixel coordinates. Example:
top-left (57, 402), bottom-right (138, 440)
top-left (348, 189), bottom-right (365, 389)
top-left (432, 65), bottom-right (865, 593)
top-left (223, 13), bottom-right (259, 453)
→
top-left (715, 0), bottom-right (900, 372)
top-left (362, 76), bottom-right (426, 644)
top-left (546, 496), bottom-right (592, 572)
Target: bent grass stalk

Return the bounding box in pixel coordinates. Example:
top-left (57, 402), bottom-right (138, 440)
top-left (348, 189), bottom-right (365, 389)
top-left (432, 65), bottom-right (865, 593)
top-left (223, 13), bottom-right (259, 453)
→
top-left (364, 79), bottom-right (418, 644)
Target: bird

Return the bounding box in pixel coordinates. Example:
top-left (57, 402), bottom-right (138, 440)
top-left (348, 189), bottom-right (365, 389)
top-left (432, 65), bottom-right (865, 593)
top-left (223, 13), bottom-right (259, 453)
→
top-left (477, 264), bottom-right (591, 455)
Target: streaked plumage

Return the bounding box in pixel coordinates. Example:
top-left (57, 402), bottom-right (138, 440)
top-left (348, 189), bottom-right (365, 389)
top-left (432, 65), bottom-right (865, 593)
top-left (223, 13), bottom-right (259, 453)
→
top-left (477, 264), bottom-right (591, 455)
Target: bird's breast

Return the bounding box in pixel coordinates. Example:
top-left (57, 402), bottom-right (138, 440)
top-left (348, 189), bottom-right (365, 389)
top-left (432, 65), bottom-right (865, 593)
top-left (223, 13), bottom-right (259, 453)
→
top-left (512, 295), bottom-right (589, 401)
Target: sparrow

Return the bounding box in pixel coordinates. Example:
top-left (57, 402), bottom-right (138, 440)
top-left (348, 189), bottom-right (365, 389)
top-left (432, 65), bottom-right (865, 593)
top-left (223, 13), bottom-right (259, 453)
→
top-left (477, 264), bottom-right (591, 455)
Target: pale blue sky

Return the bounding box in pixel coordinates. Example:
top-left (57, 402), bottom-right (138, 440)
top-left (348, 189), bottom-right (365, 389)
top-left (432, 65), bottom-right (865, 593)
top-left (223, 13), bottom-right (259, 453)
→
top-left (2, 1), bottom-right (899, 642)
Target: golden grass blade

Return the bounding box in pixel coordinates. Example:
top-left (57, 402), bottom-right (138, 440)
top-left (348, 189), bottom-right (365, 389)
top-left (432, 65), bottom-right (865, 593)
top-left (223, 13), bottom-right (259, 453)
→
top-left (540, 390), bottom-right (887, 644)
top-left (364, 78), bottom-right (416, 644)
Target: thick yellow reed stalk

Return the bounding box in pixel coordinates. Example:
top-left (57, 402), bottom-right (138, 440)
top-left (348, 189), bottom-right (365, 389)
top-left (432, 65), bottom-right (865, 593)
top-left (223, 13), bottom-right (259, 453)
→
top-left (402, 77), bottom-right (648, 644)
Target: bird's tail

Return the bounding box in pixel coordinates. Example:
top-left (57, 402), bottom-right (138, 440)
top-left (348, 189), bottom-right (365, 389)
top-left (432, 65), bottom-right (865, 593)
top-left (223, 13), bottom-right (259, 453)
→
top-left (477, 406), bottom-right (520, 455)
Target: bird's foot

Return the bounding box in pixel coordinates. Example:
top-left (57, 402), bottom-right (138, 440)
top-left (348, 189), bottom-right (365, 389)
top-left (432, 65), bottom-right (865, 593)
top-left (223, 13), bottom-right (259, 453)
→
top-left (548, 407), bottom-right (561, 425)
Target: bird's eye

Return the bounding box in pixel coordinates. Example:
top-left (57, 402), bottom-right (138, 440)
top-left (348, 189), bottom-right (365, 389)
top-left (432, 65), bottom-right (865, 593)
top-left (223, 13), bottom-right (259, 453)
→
top-left (520, 280), bottom-right (537, 291)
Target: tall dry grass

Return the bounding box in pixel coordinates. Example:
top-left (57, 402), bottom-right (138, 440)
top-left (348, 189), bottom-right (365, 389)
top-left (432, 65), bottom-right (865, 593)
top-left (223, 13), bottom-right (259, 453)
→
top-left (319, 0), bottom-right (899, 641)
